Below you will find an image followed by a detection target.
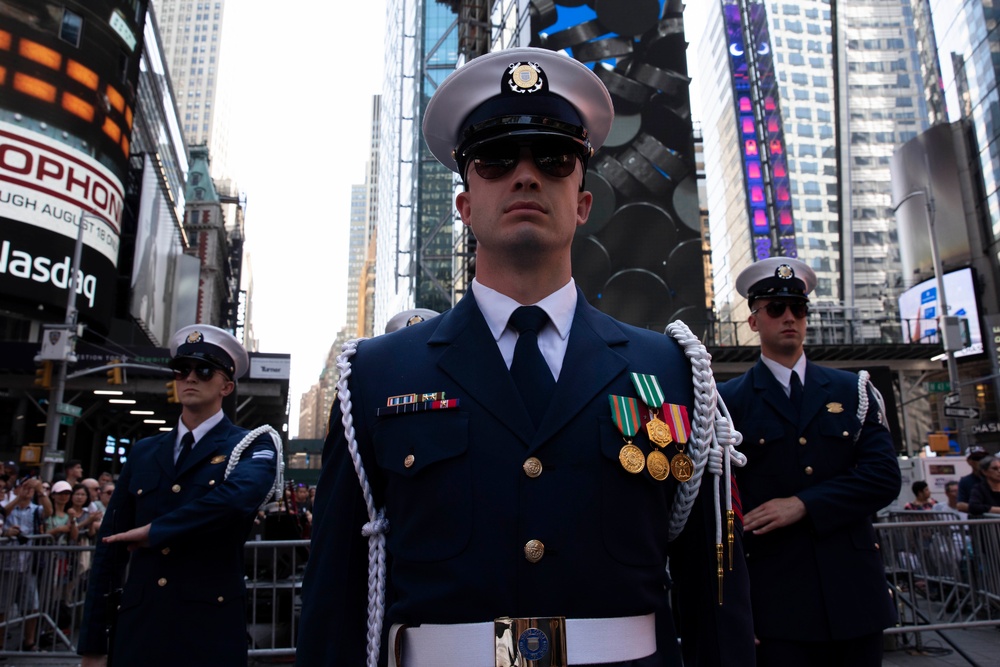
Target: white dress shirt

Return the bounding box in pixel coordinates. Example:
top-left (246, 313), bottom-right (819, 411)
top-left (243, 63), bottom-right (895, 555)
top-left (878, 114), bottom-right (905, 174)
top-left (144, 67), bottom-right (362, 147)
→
top-left (761, 353), bottom-right (807, 398)
top-left (175, 409), bottom-right (225, 463)
top-left (470, 278), bottom-right (577, 382)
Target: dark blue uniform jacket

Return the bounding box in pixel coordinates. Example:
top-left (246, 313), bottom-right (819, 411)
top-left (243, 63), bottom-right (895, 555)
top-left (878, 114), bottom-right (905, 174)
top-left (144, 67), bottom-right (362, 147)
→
top-left (297, 291), bottom-right (755, 666)
top-left (77, 416), bottom-right (276, 666)
top-left (719, 359), bottom-right (900, 641)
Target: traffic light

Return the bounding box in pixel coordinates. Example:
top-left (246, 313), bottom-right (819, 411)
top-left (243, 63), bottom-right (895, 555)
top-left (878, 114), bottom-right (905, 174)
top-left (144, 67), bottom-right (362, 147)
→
top-left (107, 359), bottom-right (123, 385)
top-left (166, 380), bottom-right (179, 403)
top-left (34, 361), bottom-right (53, 389)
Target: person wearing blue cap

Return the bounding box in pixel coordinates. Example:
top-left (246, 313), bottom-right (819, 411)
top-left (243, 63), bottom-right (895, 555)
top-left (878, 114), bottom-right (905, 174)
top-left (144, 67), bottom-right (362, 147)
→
top-left (718, 257), bottom-right (900, 666)
top-left (78, 325), bottom-right (278, 667)
top-left (298, 48), bottom-right (753, 667)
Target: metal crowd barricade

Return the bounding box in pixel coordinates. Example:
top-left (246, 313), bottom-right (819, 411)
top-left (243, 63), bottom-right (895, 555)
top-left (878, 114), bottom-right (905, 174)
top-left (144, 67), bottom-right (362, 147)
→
top-left (244, 537), bottom-right (309, 659)
top-left (877, 511), bottom-right (1000, 655)
top-left (1, 535), bottom-right (310, 661)
top-left (1, 533), bottom-right (93, 657)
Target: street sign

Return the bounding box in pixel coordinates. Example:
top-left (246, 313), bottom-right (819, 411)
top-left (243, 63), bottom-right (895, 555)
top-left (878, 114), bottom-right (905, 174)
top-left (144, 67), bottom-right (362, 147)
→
top-left (944, 393), bottom-right (961, 407)
top-left (943, 405), bottom-right (980, 419)
top-left (58, 415), bottom-right (75, 426)
top-left (57, 402), bottom-right (82, 417)
top-left (925, 381), bottom-right (951, 393)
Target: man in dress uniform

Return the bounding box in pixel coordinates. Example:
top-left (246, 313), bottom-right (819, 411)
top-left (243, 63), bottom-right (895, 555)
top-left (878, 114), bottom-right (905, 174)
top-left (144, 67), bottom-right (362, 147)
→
top-left (717, 257), bottom-right (900, 667)
top-left (78, 325), bottom-right (277, 666)
top-left (297, 47), bottom-right (754, 667)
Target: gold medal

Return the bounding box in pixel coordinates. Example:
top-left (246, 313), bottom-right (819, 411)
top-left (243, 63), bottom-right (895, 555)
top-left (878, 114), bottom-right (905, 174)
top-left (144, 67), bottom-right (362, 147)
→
top-left (647, 449), bottom-right (670, 481)
top-left (619, 442), bottom-right (645, 474)
top-left (646, 416), bottom-right (673, 448)
top-left (671, 452), bottom-right (694, 482)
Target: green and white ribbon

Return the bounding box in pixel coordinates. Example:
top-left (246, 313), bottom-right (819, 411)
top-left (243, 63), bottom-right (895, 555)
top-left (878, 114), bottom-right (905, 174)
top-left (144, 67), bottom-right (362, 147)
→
top-left (630, 372), bottom-right (665, 409)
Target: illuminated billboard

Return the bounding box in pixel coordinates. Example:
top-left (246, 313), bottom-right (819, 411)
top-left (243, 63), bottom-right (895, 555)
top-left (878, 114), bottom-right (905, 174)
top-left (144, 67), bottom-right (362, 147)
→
top-left (0, 0), bottom-right (148, 328)
top-left (723, 0), bottom-right (796, 261)
top-left (897, 267), bottom-right (983, 358)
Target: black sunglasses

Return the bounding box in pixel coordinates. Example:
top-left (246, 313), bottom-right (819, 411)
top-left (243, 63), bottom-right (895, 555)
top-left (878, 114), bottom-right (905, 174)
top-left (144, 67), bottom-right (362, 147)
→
top-left (469, 139), bottom-right (583, 180)
top-left (171, 364), bottom-right (220, 381)
top-left (751, 301), bottom-right (809, 319)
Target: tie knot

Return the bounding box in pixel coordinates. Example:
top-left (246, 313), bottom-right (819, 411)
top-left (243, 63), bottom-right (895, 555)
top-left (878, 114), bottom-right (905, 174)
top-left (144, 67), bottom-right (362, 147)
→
top-left (509, 306), bottom-right (549, 335)
top-left (181, 432), bottom-right (195, 447)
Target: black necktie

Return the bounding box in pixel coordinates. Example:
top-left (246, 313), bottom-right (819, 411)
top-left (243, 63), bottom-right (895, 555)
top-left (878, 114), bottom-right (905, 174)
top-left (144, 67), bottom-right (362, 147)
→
top-left (176, 431), bottom-right (195, 471)
top-left (509, 306), bottom-right (556, 427)
top-left (789, 372), bottom-right (804, 411)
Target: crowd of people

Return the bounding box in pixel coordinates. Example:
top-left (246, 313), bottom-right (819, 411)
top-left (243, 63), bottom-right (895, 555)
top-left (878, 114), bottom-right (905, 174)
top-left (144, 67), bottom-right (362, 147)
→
top-left (0, 460), bottom-right (116, 652)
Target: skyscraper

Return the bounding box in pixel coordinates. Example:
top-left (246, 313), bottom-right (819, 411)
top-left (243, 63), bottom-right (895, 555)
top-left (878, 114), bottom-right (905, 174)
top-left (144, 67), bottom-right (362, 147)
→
top-left (374, 0), bottom-right (461, 332)
top-left (152, 0), bottom-right (233, 181)
top-left (700, 0), bottom-right (930, 328)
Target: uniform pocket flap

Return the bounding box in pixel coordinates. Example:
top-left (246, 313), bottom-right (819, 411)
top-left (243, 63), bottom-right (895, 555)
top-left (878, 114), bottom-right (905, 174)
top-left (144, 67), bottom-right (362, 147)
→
top-left (374, 411), bottom-right (469, 477)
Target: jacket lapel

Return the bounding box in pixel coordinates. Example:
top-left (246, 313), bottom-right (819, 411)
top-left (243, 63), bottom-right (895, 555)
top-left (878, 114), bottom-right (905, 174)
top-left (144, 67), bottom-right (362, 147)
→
top-left (534, 297), bottom-right (629, 448)
top-left (798, 362), bottom-right (833, 430)
top-left (175, 416), bottom-right (233, 477)
top-left (432, 291), bottom-right (629, 448)
top-left (751, 360), bottom-right (797, 425)
top-left (156, 429), bottom-right (179, 477)
top-left (432, 293), bottom-right (537, 446)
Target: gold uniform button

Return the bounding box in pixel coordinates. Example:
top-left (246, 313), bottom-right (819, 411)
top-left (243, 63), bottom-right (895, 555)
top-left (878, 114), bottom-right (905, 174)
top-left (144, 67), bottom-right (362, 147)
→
top-left (137, 489), bottom-right (143, 495)
top-left (161, 547), bottom-right (170, 555)
top-left (524, 539), bottom-right (545, 563)
top-left (209, 479), bottom-right (216, 486)
top-left (523, 457), bottom-right (543, 478)
top-left (842, 431), bottom-right (850, 438)
top-left (217, 596), bottom-right (225, 603)
top-left (798, 437), bottom-right (807, 445)
top-left (404, 454), bottom-right (415, 468)
top-left (758, 438), bottom-right (765, 445)
top-left (171, 484), bottom-right (181, 493)
top-left (158, 578), bottom-right (167, 587)
top-left (804, 466), bottom-right (814, 475)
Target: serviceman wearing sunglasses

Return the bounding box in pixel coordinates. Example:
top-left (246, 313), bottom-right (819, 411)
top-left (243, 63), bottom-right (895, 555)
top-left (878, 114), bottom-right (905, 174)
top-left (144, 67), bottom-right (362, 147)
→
top-left (78, 324), bottom-right (278, 667)
top-left (298, 47), bottom-right (754, 667)
top-left (718, 257), bottom-right (900, 667)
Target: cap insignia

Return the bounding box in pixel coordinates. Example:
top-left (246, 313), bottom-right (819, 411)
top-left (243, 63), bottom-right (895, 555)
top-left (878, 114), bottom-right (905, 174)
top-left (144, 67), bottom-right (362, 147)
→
top-left (775, 264), bottom-right (795, 280)
top-left (406, 315), bottom-right (425, 327)
top-left (186, 331), bottom-right (204, 344)
top-left (507, 62), bottom-right (543, 94)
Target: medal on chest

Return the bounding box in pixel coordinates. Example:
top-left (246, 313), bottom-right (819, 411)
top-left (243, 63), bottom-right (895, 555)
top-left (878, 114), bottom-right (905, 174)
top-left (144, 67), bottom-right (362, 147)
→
top-left (608, 394), bottom-right (645, 474)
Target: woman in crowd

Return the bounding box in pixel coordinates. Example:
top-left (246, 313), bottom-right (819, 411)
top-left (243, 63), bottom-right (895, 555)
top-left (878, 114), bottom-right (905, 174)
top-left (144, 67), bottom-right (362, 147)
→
top-left (69, 483), bottom-right (102, 542)
top-left (968, 455), bottom-right (1000, 516)
top-left (904, 480), bottom-right (938, 510)
top-left (45, 481), bottom-right (78, 545)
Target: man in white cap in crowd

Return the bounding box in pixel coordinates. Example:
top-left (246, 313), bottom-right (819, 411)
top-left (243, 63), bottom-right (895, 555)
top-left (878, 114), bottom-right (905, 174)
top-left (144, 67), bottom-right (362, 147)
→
top-left (718, 257), bottom-right (900, 666)
top-left (78, 324), bottom-right (277, 667)
top-left (298, 47), bottom-right (753, 667)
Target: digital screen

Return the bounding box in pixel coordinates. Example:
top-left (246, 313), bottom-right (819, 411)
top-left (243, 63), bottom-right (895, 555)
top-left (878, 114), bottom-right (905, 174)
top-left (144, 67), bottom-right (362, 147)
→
top-left (897, 267), bottom-right (983, 358)
top-left (723, 0), bottom-right (797, 260)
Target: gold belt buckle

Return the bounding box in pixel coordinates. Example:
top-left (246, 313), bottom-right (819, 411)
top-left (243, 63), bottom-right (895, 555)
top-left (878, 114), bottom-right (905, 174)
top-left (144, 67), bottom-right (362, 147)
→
top-left (494, 616), bottom-right (567, 667)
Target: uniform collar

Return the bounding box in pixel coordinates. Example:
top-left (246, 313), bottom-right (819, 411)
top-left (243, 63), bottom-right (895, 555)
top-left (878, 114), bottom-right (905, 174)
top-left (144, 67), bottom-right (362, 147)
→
top-left (470, 277), bottom-right (576, 341)
top-left (177, 409), bottom-right (225, 447)
top-left (760, 353), bottom-right (807, 391)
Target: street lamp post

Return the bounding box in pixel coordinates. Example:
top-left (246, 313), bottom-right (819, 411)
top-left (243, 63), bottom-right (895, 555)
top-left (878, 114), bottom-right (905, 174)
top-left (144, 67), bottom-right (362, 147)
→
top-left (40, 209), bottom-right (87, 481)
top-left (893, 183), bottom-right (963, 448)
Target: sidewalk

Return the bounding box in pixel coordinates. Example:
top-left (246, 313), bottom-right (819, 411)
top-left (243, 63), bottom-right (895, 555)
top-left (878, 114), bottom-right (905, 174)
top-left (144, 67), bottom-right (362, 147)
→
top-left (883, 625), bottom-right (1000, 666)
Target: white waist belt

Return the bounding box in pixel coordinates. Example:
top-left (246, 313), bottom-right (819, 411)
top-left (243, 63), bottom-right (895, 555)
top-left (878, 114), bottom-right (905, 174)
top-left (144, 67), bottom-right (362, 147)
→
top-left (390, 613), bottom-right (656, 667)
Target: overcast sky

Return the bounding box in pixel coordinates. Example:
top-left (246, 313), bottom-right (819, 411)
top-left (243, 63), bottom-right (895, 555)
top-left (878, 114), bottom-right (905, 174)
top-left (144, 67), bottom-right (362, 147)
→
top-left (222, 1), bottom-right (388, 434)
top-left (218, 2), bottom-right (709, 436)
